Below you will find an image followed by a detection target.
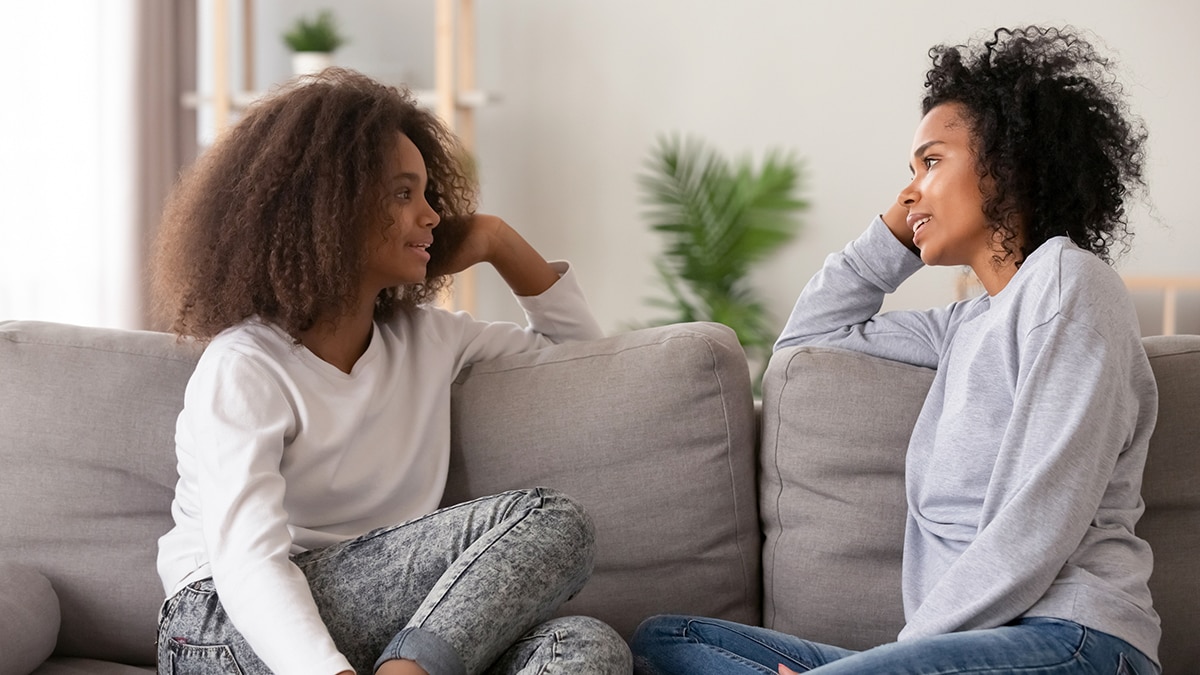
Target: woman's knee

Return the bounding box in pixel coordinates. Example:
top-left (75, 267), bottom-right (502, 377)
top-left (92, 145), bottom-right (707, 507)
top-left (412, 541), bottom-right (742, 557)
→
top-left (630, 614), bottom-right (690, 651)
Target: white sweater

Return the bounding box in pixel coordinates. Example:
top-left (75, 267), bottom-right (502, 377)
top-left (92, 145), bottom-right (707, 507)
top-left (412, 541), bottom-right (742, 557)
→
top-left (157, 263), bottom-right (603, 675)
top-left (776, 219), bottom-right (1160, 664)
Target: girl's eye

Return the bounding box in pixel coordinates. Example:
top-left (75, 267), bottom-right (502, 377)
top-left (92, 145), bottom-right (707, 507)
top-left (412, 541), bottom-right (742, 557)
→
top-left (396, 189), bottom-right (411, 200)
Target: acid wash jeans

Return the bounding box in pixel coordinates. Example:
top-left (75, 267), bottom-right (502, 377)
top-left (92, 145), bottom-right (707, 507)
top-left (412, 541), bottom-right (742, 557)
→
top-left (630, 615), bottom-right (1159, 675)
top-left (157, 488), bottom-right (632, 675)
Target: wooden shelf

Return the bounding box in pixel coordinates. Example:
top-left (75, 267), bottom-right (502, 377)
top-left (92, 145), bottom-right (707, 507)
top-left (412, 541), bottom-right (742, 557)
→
top-left (181, 89), bottom-right (499, 112)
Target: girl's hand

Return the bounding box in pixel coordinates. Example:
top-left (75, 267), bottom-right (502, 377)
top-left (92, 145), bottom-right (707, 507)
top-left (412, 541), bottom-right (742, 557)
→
top-left (427, 213), bottom-right (504, 277)
top-left (427, 213), bottom-right (560, 296)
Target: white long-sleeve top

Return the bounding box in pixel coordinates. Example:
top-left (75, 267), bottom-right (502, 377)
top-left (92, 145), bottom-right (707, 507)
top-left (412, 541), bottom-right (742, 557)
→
top-left (776, 218), bottom-right (1161, 664)
top-left (157, 263), bottom-right (603, 675)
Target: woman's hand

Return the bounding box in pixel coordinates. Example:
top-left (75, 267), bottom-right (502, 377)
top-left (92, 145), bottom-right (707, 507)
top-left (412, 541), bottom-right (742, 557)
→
top-left (427, 213), bottom-right (560, 296)
top-left (882, 201), bottom-right (920, 255)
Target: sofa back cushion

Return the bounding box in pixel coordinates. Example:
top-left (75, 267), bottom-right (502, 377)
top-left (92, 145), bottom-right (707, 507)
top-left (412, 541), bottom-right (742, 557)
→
top-left (443, 322), bottom-right (761, 637)
top-left (1139, 335), bottom-right (1200, 673)
top-left (761, 336), bottom-right (1200, 673)
top-left (759, 346), bottom-right (928, 649)
top-left (0, 321), bottom-right (199, 665)
top-left (1, 320), bottom-right (761, 664)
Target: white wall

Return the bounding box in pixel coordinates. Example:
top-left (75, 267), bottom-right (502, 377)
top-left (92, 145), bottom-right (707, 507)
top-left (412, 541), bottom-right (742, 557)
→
top-left (1, 2), bottom-right (139, 328)
top-left (250, 1), bottom-right (1200, 333)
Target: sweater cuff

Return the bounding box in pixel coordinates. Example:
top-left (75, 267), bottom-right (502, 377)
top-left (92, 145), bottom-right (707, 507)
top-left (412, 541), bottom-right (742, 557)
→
top-left (852, 216), bottom-right (926, 293)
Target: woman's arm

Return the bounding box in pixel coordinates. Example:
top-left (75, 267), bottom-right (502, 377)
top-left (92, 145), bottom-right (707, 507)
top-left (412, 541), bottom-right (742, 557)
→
top-left (900, 313), bottom-right (1153, 638)
top-left (773, 214), bottom-right (957, 369)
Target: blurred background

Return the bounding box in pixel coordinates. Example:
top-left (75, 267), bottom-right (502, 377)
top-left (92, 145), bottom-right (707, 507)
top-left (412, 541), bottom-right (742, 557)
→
top-left (2, 0), bottom-right (1197, 337)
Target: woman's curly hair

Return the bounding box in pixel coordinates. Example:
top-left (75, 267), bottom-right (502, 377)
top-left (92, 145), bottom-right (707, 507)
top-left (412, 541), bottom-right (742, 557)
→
top-left (922, 26), bottom-right (1147, 264)
top-left (152, 68), bottom-right (476, 340)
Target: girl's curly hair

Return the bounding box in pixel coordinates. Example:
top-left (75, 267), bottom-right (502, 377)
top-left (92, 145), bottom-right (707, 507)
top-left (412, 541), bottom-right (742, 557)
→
top-left (152, 68), bottom-right (476, 340)
top-left (922, 26), bottom-right (1147, 264)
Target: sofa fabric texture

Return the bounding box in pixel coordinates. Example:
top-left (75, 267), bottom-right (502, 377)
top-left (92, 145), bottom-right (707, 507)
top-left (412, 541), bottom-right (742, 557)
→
top-left (0, 320), bottom-right (758, 673)
top-left (0, 562), bottom-right (60, 675)
top-left (761, 337), bottom-right (1200, 673)
top-left (1, 319), bottom-right (1197, 674)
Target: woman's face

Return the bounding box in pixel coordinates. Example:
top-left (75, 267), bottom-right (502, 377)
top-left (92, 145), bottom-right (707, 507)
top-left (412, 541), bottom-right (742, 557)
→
top-left (362, 132), bottom-right (441, 291)
top-left (898, 102), bottom-right (997, 272)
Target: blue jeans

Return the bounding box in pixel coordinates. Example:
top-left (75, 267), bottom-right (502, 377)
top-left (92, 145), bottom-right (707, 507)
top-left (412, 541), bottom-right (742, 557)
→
top-left (630, 615), bottom-right (1158, 675)
top-left (157, 488), bottom-right (631, 674)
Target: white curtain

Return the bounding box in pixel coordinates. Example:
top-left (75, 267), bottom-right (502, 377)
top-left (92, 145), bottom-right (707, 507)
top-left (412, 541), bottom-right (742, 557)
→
top-left (0, 1), bottom-right (191, 329)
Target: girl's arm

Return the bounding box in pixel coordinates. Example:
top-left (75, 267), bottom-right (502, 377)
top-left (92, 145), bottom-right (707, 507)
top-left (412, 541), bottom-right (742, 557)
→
top-left (182, 353), bottom-right (354, 675)
top-left (428, 214), bottom-right (559, 296)
top-left (421, 214), bottom-right (604, 371)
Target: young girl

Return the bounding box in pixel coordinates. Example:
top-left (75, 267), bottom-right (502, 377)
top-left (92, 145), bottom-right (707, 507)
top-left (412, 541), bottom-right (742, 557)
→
top-left (152, 69), bottom-right (631, 675)
top-left (631, 26), bottom-right (1160, 675)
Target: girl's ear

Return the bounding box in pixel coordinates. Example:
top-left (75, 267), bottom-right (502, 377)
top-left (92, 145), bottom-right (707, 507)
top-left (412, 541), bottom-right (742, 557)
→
top-left (425, 214), bottom-right (471, 278)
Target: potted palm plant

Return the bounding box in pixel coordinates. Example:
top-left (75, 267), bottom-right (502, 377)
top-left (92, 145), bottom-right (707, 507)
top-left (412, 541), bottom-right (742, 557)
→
top-left (639, 135), bottom-right (807, 390)
top-left (283, 10), bottom-right (348, 76)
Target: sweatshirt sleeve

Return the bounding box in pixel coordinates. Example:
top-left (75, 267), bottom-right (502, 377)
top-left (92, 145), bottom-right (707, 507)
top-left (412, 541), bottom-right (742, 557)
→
top-left (774, 216), bottom-right (958, 369)
top-left (184, 353), bottom-right (354, 675)
top-left (899, 312), bottom-right (1143, 638)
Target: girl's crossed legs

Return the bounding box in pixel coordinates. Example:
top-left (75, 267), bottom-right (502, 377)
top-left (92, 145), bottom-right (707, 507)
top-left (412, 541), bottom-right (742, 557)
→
top-left (158, 487), bottom-right (630, 674)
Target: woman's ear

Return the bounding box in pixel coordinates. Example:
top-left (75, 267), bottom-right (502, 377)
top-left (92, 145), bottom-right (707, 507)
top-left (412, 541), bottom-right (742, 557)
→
top-left (425, 214), bottom-right (471, 278)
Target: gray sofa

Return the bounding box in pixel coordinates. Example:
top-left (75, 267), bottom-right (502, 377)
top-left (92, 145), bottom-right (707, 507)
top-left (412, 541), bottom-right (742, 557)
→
top-left (1, 320), bottom-right (1197, 674)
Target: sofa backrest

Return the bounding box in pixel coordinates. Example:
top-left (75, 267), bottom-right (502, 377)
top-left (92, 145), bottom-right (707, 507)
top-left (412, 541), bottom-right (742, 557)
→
top-left (760, 335), bottom-right (1200, 674)
top-left (0, 319), bottom-right (762, 665)
top-left (0, 321), bottom-right (200, 665)
top-left (443, 321), bottom-right (762, 637)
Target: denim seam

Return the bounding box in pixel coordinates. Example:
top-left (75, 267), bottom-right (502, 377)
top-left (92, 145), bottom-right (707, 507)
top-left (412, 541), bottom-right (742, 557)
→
top-left (296, 488), bottom-right (538, 567)
top-left (407, 491), bottom-right (543, 630)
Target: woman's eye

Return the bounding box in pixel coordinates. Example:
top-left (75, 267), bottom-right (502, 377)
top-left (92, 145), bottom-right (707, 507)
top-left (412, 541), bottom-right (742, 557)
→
top-left (924, 157), bottom-right (940, 169)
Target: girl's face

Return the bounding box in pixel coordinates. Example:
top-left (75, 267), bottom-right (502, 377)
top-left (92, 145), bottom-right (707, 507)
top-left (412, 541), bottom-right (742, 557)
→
top-left (363, 132), bottom-right (441, 291)
top-left (898, 103), bottom-right (999, 274)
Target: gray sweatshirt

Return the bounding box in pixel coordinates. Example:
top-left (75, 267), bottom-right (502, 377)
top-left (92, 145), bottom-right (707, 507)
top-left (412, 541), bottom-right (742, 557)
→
top-left (776, 217), bottom-right (1160, 664)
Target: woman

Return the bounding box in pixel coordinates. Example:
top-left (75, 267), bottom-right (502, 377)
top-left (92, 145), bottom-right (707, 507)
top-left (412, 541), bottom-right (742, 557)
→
top-left (631, 26), bottom-right (1159, 675)
top-left (152, 68), bottom-right (630, 675)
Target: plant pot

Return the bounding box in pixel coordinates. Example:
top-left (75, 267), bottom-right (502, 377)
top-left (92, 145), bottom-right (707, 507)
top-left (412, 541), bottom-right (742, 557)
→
top-left (291, 52), bottom-right (333, 77)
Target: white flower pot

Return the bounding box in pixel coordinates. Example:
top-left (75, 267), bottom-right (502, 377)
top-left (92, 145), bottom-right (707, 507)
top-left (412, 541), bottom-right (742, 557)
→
top-left (291, 52), bottom-right (333, 77)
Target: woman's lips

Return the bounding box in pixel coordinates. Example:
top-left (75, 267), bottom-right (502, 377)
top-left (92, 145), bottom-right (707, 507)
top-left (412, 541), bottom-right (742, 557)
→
top-left (908, 214), bottom-right (931, 241)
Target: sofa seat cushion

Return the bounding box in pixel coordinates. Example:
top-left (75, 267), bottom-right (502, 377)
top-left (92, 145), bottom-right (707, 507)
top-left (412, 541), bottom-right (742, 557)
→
top-left (0, 562), bottom-right (60, 675)
top-left (443, 322), bottom-right (762, 638)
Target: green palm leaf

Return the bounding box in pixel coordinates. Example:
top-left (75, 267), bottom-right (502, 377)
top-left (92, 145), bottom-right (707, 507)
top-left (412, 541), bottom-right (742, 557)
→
top-left (639, 134), bottom-right (807, 389)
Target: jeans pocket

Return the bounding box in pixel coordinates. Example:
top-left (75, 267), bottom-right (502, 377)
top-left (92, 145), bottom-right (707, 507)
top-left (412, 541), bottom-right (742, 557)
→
top-left (166, 639), bottom-right (245, 674)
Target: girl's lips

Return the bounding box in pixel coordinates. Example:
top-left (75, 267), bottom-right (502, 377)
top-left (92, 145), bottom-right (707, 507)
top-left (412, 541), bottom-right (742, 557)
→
top-left (408, 242), bottom-right (431, 261)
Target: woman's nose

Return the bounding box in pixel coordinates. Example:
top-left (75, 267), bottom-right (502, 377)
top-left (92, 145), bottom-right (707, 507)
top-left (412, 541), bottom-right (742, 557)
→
top-left (897, 180), bottom-right (918, 208)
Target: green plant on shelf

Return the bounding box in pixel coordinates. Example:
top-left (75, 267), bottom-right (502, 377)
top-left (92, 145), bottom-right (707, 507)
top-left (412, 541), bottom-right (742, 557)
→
top-left (283, 10), bottom-right (347, 53)
top-left (638, 134), bottom-right (807, 390)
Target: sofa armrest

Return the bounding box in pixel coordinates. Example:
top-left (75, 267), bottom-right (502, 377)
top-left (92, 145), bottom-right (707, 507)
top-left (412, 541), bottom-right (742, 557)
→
top-left (444, 322), bottom-right (761, 638)
top-left (0, 562), bottom-right (60, 675)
